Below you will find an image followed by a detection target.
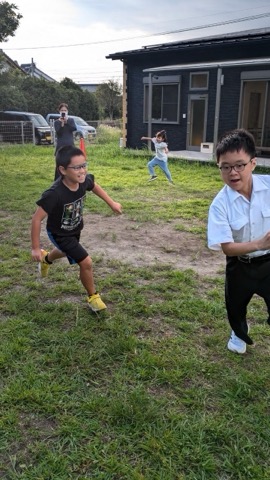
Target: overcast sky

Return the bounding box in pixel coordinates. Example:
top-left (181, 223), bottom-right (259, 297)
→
top-left (1, 0), bottom-right (270, 84)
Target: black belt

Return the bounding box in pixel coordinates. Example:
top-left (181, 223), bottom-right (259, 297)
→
top-left (238, 253), bottom-right (270, 264)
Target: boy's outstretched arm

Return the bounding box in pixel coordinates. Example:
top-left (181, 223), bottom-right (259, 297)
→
top-left (31, 206), bottom-right (48, 262)
top-left (92, 183), bottom-right (122, 214)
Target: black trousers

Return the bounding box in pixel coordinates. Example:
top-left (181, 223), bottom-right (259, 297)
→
top-left (225, 256), bottom-right (270, 344)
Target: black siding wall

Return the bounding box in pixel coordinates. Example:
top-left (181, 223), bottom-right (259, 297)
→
top-left (119, 36), bottom-right (270, 151)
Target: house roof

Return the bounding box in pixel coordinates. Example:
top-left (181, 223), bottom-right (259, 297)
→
top-left (78, 83), bottom-right (99, 92)
top-left (21, 62), bottom-right (56, 82)
top-left (107, 27), bottom-right (270, 60)
top-left (0, 50), bottom-right (27, 74)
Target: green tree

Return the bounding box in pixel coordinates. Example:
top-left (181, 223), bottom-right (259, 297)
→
top-left (95, 80), bottom-right (122, 120)
top-left (0, 84), bottom-right (27, 110)
top-left (16, 75), bottom-right (99, 120)
top-left (0, 68), bottom-right (27, 110)
top-left (0, 1), bottom-right (22, 42)
top-left (18, 76), bottom-right (72, 115)
top-left (59, 77), bottom-right (99, 120)
top-left (0, 65), bottom-right (99, 120)
top-left (76, 90), bottom-right (99, 121)
top-left (60, 77), bottom-right (82, 91)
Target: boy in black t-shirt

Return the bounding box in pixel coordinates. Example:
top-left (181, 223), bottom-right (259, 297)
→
top-left (31, 145), bottom-right (122, 312)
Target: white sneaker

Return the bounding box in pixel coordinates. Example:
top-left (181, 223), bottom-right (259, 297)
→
top-left (227, 331), bottom-right (247, 354)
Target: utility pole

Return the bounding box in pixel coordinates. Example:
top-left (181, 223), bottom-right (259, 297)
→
top-left (31, 57), bottom-right (35, 77)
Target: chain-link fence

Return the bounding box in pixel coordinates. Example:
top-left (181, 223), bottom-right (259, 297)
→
top-left (0, 121), bottom-right (53, 145)
top-left (0, 119), bottom-right (123, 146)
top-left (57, 120), bottom-right (123, 146)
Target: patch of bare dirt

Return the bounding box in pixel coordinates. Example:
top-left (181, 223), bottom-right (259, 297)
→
top-left (80, 214), bottom-right (225, 276)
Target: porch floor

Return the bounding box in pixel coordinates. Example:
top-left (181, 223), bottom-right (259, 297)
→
top-left (168, 150), bottom-right (270, 168)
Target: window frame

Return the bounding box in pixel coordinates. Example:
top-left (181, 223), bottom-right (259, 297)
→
top-left (189, 72), bottom-right (209, 90)
top-left (143, 75), bottom-right (181, 124)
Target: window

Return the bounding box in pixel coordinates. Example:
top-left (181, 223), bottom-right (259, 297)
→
top-left (143, 75), bottom-right (180, 123)
top-left (240, 78), bottom-right (270, 149)
top-left (190, 72), bottom-right (209, 90)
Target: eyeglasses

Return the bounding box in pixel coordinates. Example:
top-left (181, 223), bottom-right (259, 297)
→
top-left (67, 162), bottom-right (88, 171)
top-left (219, 159), bottom-right (252, 174)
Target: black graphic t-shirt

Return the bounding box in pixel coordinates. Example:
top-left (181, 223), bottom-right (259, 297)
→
top-left (36, 174), bottom-right (95, 236)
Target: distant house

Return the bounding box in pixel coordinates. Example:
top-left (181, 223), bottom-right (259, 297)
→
top-left (78, 83), bottom-right (100, 93)
top-left (20, 60), bottom-right (56, 82)
top-left (0, 50), bottom-right (27, 75)
top-left (107, 27), bottom-right (270, 154)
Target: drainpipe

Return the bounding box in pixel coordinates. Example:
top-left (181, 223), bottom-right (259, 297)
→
top-left (147, 73), bottom-right (153, 151)
top-left (213, 67), bottom-right (222, 152)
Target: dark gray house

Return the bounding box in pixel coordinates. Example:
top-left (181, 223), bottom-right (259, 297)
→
top-left (78, 83), bottom-right (100, 93)
top-left (107, 27), bottom-right (270, 155)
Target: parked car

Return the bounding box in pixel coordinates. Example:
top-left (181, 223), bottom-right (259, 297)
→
top-left (0, 111), bottom-right (52, 145)
top-left (46, 113), bottom-right (96, 140)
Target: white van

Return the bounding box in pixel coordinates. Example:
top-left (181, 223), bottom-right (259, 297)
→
top-left (46, 113), bottom-right (96, 140)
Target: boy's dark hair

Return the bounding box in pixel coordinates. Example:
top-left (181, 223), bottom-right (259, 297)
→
top-left (216, 128), bottom-right (256, 162)
top-left (156, 130), bottom-right (167, 143)
top-left (56, 145), bottom-right (85, 171)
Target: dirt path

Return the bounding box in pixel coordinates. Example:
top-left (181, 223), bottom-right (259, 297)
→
top-left (79, 214), bottom-right (225, 276)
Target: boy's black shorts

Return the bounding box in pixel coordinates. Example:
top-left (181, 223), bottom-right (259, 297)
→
top-left (47, 230), bottom-right (88, 265)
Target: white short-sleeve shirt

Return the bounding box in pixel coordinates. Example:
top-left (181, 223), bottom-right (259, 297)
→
top-left (152, 138), bottom-right (168, 161)
top-left (207, 174), bottom-right (270, 257)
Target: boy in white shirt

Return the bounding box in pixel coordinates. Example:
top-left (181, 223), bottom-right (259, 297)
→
top-left (208, 129), bottom-right (270, 353)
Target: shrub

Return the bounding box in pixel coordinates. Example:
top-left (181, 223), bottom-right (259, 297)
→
top-left (96, 124), bottom-right (122, 144)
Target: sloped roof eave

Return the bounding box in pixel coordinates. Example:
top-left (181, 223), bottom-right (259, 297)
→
top-left (0, 49), bottom-right (27, 74)
top-left (107, 27), bottom-right (270, 61)
top-left (143, 57), bottom-right (270, 72)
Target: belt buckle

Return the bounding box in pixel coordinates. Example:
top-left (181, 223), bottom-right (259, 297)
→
top-left (238, 256), bottom-right (251, 263)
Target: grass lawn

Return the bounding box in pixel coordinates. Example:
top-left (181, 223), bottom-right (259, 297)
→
top-left (0, 142), bottom-right (270, 479)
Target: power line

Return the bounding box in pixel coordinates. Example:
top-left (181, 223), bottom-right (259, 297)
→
top-left (149, 12), bottom-right (270, 38)
top-left (4, 12), bottom-right (270, 51)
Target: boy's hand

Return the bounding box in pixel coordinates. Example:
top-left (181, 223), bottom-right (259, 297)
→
top-left (111, 202), bottom-right (122, 214)
top-left (31, 248), bottom-right (42, 262)
top-left (258, 231), bottom-right (270, 251)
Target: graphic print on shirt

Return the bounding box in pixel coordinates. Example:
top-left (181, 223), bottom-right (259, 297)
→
top-left (61, 195), bottom-right (86, 231)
